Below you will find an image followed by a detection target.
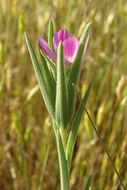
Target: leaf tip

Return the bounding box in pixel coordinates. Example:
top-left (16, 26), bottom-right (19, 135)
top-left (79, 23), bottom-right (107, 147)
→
top-left (58, 41), bottom-right (64, 54)
top-left (49, 19), bottom-right (53, 26)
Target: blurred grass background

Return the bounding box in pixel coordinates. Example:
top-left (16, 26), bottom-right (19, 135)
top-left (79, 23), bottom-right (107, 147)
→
top-left (0, 0), bottom-right (127, 189)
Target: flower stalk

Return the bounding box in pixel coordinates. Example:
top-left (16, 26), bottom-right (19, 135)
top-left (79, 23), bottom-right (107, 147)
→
top-left (53, 120), bottom-right (70, 190)
top-left (60, 124), bottom-right (67, 151)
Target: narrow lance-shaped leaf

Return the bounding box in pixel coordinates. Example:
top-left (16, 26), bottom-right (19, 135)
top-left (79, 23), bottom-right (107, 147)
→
top-left (40, 50), bottom-right (56, 73)
top-left (84, 175), bottom-right (92, 190)
top-left (55, 42), bottom-right (69, 128)
top-left (66, 84), bottom-right (91, 171)
top-left (68, 23), bottom-right (91, 122)
top-left (25, 33), bottom-right (55, 118)
top-left (38, 45), bottom-right (56, 106)
top-left (56, 129), bottom-right (70, 190)
top-left (48, 20), bottom-right (54, 51)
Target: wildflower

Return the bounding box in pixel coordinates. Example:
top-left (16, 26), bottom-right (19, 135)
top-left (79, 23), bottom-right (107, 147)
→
top-left (38, 29), bottom-right (89, 65)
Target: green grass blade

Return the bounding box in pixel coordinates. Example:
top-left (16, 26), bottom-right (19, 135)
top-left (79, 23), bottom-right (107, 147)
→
top-left (25, 33), bottom-right (55, 118)
top-left (48, 20), bottom-right (54, 51)
top-left (38, 45), bottom-right (56, 106)
top-left (37, 144), bottom-right (50, 190)
top-left (84, 175), bottom-right (92, 190)
top-left (55, 42), bottom-right (69, 128)
top-left (68, 23), bottom-right (91, 122)
top-left (66, 84), bottom-right (91, 171)
top-left (56, 129), bottom-right (70, 190)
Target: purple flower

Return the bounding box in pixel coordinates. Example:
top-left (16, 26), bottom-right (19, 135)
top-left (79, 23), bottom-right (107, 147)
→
top-left (38, 29), bottom-right (89, 65)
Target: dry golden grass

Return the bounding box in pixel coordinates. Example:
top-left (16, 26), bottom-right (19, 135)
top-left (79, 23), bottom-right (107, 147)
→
top-left (0, 0), bottom-right (127, 189)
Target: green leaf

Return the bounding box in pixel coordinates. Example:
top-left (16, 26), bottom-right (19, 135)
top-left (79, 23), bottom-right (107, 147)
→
top-left (38, 45), bottom-right (56, 106)
top-left (25, 33), bottom-right (55, 118)
top-left (40, 50), bottom-right (56, 73)
top-left (68, 23), bottom-right (91, 122)
top-left (56, 128), bottom-right (70, 190)
top-left (79, 22), bottom-right (91, 43)
top-left (48, 20), bottom-right (54, 51)
top-left (55, 42), bottom-right (69, 128)
top-left (66, 84), bottom-right (91, 171)
top-left (84, 175), bottom-right (92, 190)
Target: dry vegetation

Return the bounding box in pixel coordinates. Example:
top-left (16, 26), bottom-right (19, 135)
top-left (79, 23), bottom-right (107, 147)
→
top-left (0, 0), bottom-right (127, 189)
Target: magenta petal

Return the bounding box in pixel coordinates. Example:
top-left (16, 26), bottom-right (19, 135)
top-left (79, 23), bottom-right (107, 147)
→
top-left (63, 37), bottom-right (80, 65)
top-left (53, 29), bottom-right (70, 53)
top-left (38, 38), bottom-right (56, 62)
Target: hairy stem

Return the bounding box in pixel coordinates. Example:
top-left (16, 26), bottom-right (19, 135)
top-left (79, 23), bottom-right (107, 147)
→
top-left (60, 125), bottom-right (67, 152)
top-left (52, 120), bottom-right (70, 190)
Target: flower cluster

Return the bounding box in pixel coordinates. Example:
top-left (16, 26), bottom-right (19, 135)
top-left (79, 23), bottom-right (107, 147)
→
top-left (38, 28), bottom-right (89, 65)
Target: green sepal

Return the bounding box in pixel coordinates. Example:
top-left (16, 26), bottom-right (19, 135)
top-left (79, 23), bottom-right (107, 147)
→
top-left (66, 84), bottom-right (91, 171)
top-left (84, 175), bottom-right (92, 190)
top-left (38, 45), bottom-right (56, 106)
top-left (48, 20), bottom-right (54, 51)
top-left (68, 23), bottom-right (91, 122)
top-left (25, 33), bottom-right (55, 118)
top-left (55, 42), bottom-right (69, 128)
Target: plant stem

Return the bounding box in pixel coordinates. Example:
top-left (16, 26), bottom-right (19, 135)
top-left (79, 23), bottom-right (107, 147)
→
top-left (60, 125), bottom-right (67, 151)
top-left (52, 120), bottom-right (70, 190)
